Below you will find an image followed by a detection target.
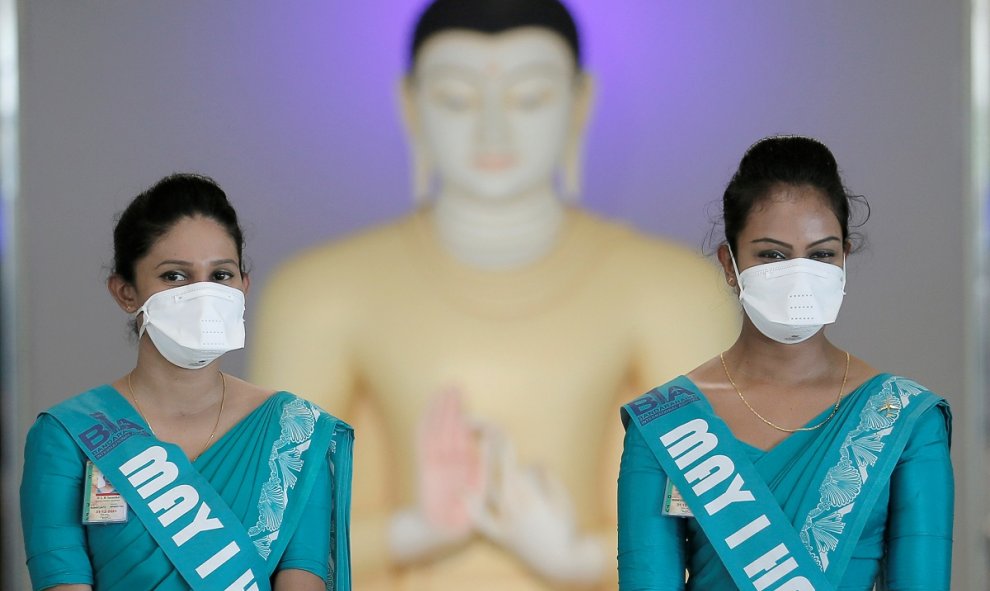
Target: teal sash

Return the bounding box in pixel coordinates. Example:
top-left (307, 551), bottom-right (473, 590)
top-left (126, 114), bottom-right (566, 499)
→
top-left (621, 375), bottom-right (944, 590)
top-left (623, 377), bottom-right (832, 591)
top-left (47, 386), bottom-right (273, 591)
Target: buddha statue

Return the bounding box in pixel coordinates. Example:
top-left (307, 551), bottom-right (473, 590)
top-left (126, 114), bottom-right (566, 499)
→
top-left (251, 1), bottom-right (737, 589)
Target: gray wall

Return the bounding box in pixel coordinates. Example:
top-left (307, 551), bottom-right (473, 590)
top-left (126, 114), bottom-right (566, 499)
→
top-left (8, 1), bottom-right (980, 588)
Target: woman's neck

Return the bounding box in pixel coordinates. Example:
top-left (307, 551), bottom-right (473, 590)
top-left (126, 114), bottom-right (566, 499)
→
top-left (432, 183), bottom-right (566, 270)
top-left (725, 322), bottom-right (844, 385)
top-left (127, 340), bottom-right (224, 418)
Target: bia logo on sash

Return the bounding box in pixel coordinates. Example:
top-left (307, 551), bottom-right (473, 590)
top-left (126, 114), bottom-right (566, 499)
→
top-left (78, 412), bottom-right (147, 459)
top-left (660, 418), bottom-right (818, 591)
top-left (120, 445), bottom-right (264, 590)
top-left (627, 386), bottom-right (699, 426)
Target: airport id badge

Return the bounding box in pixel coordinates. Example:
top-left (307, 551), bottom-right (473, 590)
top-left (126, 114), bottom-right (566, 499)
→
top-left (661, 479), bottom-right (694, 518)
top-left (82, 461), bottom-right (128, 524)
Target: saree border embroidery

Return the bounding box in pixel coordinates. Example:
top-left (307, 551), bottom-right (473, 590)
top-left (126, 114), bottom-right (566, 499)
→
top-left (248, 397), bottom-right (322, 558)
top-left (799, 376), bottom-right (925, 569)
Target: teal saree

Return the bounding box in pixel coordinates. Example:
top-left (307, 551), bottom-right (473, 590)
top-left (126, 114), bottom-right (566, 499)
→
top-left (617, 374), bottom-right (952, 590)
top-left (21, 387), bottom-right (353, 591)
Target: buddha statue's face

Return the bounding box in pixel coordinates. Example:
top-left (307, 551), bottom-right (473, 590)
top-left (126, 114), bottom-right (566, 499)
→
top-left (406, 28), bottom-right (586, 200)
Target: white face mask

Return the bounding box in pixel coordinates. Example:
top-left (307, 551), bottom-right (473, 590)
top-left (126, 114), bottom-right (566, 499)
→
top-left (730, 249), bottom-right (846, 344)
top-left (132, 282), bottom-right (246, 369)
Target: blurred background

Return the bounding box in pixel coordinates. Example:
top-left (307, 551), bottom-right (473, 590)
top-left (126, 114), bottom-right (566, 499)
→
top-left (2, 1), bottom-right (987, 589)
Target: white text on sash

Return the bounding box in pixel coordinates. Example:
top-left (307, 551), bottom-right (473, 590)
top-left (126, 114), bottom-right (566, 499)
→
top-left (661, 418), bottom-right (817, 591)
top-left (119, 445), bottom-right (262, 591)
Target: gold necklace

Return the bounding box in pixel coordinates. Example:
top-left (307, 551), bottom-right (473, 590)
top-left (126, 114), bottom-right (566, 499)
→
top-left (127, 371), bottom-right (226, 460)
top-left (719, 350), bottom-right (850, 433)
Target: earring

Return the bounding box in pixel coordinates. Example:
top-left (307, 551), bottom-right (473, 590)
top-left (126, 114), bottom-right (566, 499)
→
top-left (727, 277), bottom-right (737, 287)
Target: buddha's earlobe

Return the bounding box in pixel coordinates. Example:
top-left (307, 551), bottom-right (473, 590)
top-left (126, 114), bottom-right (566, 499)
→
top-left (411, 139), bottom-right (435, 205)
top-left (399, 77), bottom-right (435, 204)
top-left (559, 73), bottom-right (595, 203)
top-left (560, 137), bottom-right (583, 204)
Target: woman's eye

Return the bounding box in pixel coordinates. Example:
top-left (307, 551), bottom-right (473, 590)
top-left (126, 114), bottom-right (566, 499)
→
top-left (758, 250), bottom-right (786, 260)
top-left (161, 271), bottom-right (186, 282)
top-left (809, 250), bottom-right (836, 260)
top-left (212, 270), bottom-right (235, 281)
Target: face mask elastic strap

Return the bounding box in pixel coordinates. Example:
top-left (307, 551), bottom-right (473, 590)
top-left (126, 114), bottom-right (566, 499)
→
top-left (137, 313), bottom-right (149, 338)
top-left (727, 244), bottom-right (743, 298)
top-left (840, 250), bottom-right (847, 294)
top-left (130, 302), bottom-right (150, 338)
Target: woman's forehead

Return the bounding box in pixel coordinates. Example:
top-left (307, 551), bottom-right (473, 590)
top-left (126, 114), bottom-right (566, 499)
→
top-left (144, 217), bottom-right (237, 259)
top-left (743, 187), bottom-right (841, 234)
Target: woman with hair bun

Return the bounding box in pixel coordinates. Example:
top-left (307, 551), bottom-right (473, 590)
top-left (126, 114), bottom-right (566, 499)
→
top-left (617, 136), bottom-right (953, 590)
top-left (20, 173), bottom-right (353, 591)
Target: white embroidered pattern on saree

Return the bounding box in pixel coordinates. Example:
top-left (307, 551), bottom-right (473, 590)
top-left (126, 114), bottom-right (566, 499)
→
top-left (799, 376), bottom-right (926, 570)
top-left (249, 397), bottom-right (321, 558)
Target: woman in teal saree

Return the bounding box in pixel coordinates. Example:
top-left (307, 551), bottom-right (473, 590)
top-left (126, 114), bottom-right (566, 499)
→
top-left (20, 174), bottom-right (353, 591)
top-left (617, 136), bottom-right (952, 590)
